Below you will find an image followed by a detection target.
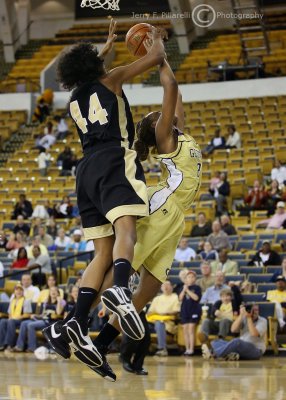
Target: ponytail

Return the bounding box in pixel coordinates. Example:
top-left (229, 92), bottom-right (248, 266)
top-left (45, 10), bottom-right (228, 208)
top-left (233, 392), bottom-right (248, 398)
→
top-left (135, 111), bottom-right (160, 161)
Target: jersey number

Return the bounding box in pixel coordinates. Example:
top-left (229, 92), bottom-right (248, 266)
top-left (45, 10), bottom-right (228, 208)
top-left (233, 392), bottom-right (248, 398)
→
top-left (197, 162), bottom-right (202, 177)
top-left (70, 93), bottom-right (108, 134)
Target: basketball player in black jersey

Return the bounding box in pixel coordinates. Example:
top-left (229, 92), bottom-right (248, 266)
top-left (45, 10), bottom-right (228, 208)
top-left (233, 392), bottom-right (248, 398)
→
top-left (43, 20), bottom-right (165, 375)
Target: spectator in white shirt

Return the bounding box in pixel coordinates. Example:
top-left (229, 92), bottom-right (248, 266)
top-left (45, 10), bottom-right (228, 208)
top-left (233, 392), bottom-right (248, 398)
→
top-left (37, 148), bottom-right (51, 177)
top-left (38, 133), bottom-right (56, 150)
top-left (174, 237), bottom-right (196, 262)
top-left (55, 228), bottom-right (72, 250)
top-left (225, 125), bottom-right (241, 149)
top-left (271, 160), bottom-right (286, 186)
top-left (16, 273), bottom-right (40, 302)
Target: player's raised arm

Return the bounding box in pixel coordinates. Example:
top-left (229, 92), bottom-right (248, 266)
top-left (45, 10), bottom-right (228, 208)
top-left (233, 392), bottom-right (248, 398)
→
top-left (175, 89), bottom-right (185, 132)
top-left (98, 18), bottom-right (117, 60)
top-left (155, 59), bottom-right (178, 154)
top-left (108, 27), bottom-right (165, 84)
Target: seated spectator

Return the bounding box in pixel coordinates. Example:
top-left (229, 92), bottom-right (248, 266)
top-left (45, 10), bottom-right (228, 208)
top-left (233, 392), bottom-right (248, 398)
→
top-left (210, 249), bottom-right (238, 276)
top-left (30, 218), bottom-right (42, 237)
top-left (32, 201), bottom-right (52, 220)
top-left (173, 268), bottom-right (189, 296)
top-left (37, 275), bottom-right (64, 304)
top-left (6, 232), bottom-right (27, 253)
top-left (13, 215), bottom-right (30, 237)
top-left (54, 228), bottom-right (72, 250)
top-left (65, 230), bottom-right (87, 252)
top-left (11, 194), bottom-right (33, 220)
top-left (190, 212), bottom-right (212, 237)
top-left (0, 230), bottom-right (8, 249)
top-left (265, 180), bottom-right (283, 215)
top-left (203, 128), bottom-right (226, 155)
top-left (266, 275), bottom-right (286, 329)
top-left (27, 245), bottom-right (52, 285)
top-left (209, 173), bottom-right (230, 216)
top-left (199, 288), bottom-right (236, 345)
top-left (37, 148), bottom-right (51, 177)
top-left (199, 241), bottom-right (218, 261)
top-left (257, 201), bottom-right (286, 229)
top-left (54, 115), bottom-right (69, 140)
top-left (46, 217), bottom-right (59, 238)
top-left (0, 284), bottom-right (32, 350)
top-left (53, 196), bottom-right (73, 219)
top-left (18, 274), bottom-right (40, 302)
top-left (37, 131), bottom-right (56, 150)
top-left (225, 125), bottom-right (241, 149)
top-left (207, 221), bottom-right (231, 251)
top-left (69, 216), bottom-right (82, 233)
top-left (60, 154), bottom-right (78, 177)
top-left (197, 262), bottom-right (215, 292)
top-left (11, 247), bottom-right (29, 269)
top-left (200, 271), bottom-right (228, 305)
top-left (238, 180), bottom-right (268, 216)
top-left (64, 285), bottom-right (79, 317)
top-left (209, 171), bottom-right (221, 191)
top-left (248, 240), bottom-right (281, 267)
top-left (179, 271), bottom-right (202, 356)
top-left (147, 280), bottom-right (180, 356)
top-left (14, 287), bottom-right (66, 353)
top-left (33, 97), bottom-right (50, 123)
top-left (57, 146), bottom-right (73, 167)
top-left (220, 215), bottom-right (237, 236)
top-left (202, 304), bottom-right (267, 360)
top-left (27, 236), bottom-right (48, 258)
top-left (38, 226), bottom-right (54, 248)
top-left (174, 237), bottom-right (196, 262)
top-left (271, 160), bottom-right (286, 187)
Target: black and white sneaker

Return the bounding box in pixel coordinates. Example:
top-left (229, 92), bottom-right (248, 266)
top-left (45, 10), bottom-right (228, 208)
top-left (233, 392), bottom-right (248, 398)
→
top-left (101, 286), bottom-right (145, 340)
top-left (62, 318), bottom-right (103, 367)
top-left (74, 350), bottom-right (116, 382)
top-left (42, 321), bottom-right (71, 360)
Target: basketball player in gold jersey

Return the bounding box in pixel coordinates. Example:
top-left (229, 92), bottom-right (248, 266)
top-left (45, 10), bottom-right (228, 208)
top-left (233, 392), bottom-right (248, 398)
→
top-left (45, 50), bottom-right (202, 381)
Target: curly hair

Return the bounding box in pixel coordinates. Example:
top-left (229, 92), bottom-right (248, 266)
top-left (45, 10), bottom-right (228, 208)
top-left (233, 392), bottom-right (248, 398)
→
top-left (57, 42), bottom-right (105, 90)
top-left (134, 112), bottom-right (161, 161)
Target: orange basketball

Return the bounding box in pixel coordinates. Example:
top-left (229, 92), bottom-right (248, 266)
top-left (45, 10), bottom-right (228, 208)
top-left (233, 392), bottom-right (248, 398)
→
top-left (125, 23), bottom-right (153, 57)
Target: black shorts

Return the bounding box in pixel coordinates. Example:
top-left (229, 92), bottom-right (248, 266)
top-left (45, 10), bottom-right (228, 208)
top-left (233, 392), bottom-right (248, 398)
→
top-left (76, 146), bottom-right (148, 240)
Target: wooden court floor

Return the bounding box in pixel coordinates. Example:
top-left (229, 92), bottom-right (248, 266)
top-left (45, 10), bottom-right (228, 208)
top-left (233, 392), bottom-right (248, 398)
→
top-left (0, 353), bottom-right (285, 400)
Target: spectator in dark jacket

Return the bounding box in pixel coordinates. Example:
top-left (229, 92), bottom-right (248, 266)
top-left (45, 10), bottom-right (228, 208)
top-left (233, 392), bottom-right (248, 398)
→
top-left (203, 129), bottom-right (226, 155)
top-left (220, 215), bottom-right (237, 236)
top-left (12, 194), bottom-right (33, 220)
top-left (248, 241), bottom-right (281, 267)
top-left (13, 215), bottom-right (30, 237)
top-left (191, 212), bottom-right (212, 237)
top-left (238, 180), bottom-right (268, 216)
top-left (209, 173), bottom-right (230, 216)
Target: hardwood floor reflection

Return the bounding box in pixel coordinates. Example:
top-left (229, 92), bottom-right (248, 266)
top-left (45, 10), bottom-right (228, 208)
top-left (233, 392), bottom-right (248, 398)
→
top-left (0, 353), bottom-right (285, 400)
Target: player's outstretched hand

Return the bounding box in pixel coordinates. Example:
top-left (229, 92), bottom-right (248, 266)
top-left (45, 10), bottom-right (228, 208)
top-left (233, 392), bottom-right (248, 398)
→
top-left (99, 18), bottom-right (117, 59)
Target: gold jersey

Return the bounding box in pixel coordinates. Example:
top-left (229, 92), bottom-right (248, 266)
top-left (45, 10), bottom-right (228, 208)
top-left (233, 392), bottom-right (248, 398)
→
top-left (149, 132), bottom-right (202, 213)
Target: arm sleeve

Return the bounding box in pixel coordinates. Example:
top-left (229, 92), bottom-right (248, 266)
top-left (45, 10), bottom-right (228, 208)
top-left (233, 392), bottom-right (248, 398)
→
top-left (194, 286), bottom-right (202, 302)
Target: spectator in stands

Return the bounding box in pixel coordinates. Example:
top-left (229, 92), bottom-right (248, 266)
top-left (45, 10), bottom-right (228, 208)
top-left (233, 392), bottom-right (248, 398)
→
top-left (27, 245), bottom-right (52, 285)
top-left (64, 285), bottom-right (79, 317)
top-left (57, 146), bottom-right (73, 167)
top-left (179, 271), bottom-right (202, 356)
top-left (37, 148), bottom-right (51, 177)
top-left (199, 241), bottom-right (218, 261)
top-left (53, 196), bottom-right (73, 219)
top-left (54, 115), bottom-right (69, 140)
top-left (202, 128), bottom-right (226, 155)
top-left (6, 232), bottom-right (27, 253)
top-left (265, 180), bottom-right (283, 215)
top-left (266, 275), bottom-right (286, 329)
top-left (190, 212), bottom-right (212, 237)
top-left (210, 249), bottom-right (238, 276)
top-left (199, 288), bottom-right (237, 345)
top-left (209, 173), bottom-right (230, 216)
top-left (65, 229), bottom-right (86, 252)
top-left (0, 284), bottom-right (32, 351)
top-left (12, 194), bottom-right (33, 220)
top-left (13, 215), bottom-right (30, 237)
top-left (257, 201), bottom-right (286, 229)
top-left (238, 180), bottom-right (268, 216)
top-left (0, 230), bottom-right (8, 249)
top-left (37, 275), bottom-right (64, 304)
top-left (38, 226), bottom-right (54, 248)
top-left (19, 273), bottom-right (40, 302)
top-left (209, 171), bottom-right (221, 191)
top-left (248, 240), bottom-right (281, 267)
top-left (202, 304), bottom-right (267, 360)
top-left (200, 271), bottom-right (228, 305)
top-left (69, 216), bottom-right (82, 233)
top-left (33, 98), bottom-right (50, 123)
top-left (147, 280), bottom-right (180, 356)
top-left (174, 237), bottom-right (196, 262)
top-left (271, 160), bottom-right (286, 187)
top-left (225, 125), bottom-right (241, 149)
top-left (197, 262), bottom-right (215, 292)
top-left (46, 217), bottom-right (59, 239)
top-left (220, 215), bottom-right (237, 236)
top-left (27, 236), bottom-right (48, 258)
top-left (60, 154), bottom-right (78, 177)
top-left (54, 228), bottom-right (72, 250)
top-left (14, 287), bottom-right (66, 353)
top-left (43, 121), bottom-right (56, 136)
top-left (30, 218), bottom-right (42, 237)
top-left (32, 200), bottom-right (53, 220)
top-left (38, 132), bottom-right (56, 150)
top-left (11, 247), bottom-right (29, 269)
top-left (207, 220), bottom-right (231, 251)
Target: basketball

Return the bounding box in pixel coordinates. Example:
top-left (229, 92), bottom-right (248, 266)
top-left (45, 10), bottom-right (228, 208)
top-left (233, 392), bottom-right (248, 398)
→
top-left (125, 23), bottom-right (153, 57)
